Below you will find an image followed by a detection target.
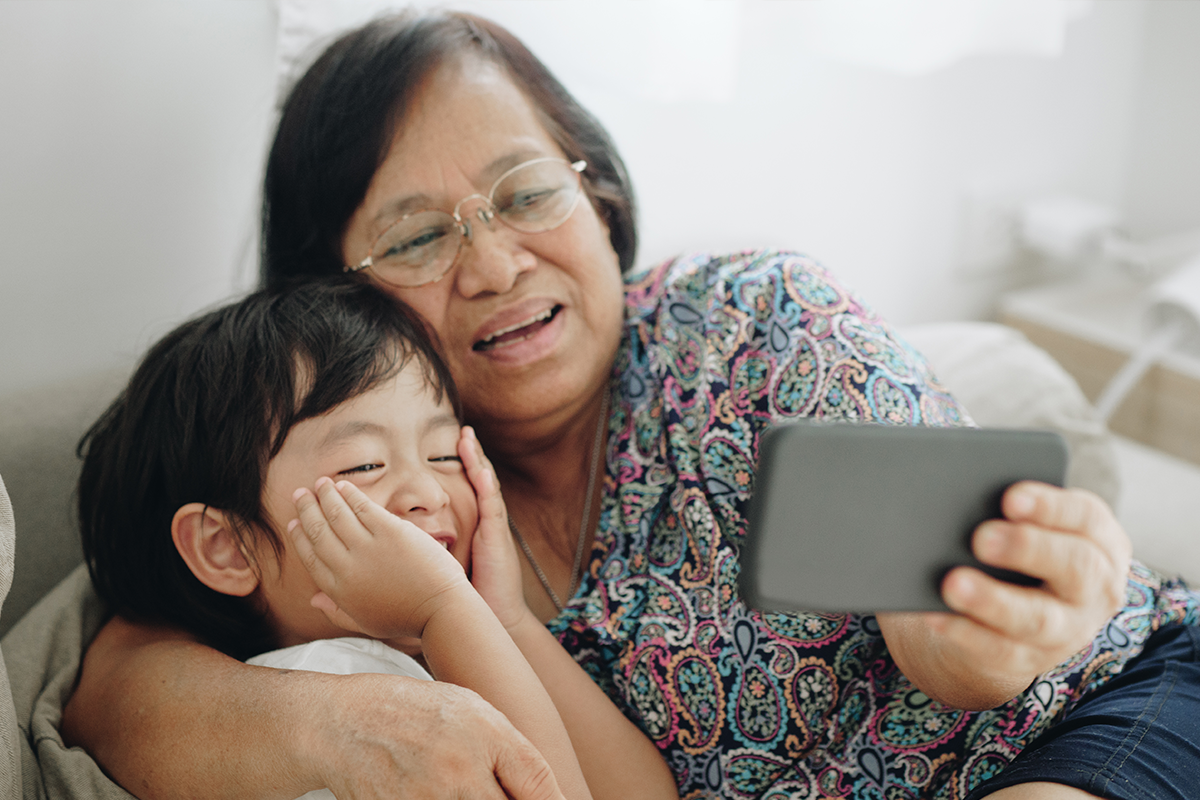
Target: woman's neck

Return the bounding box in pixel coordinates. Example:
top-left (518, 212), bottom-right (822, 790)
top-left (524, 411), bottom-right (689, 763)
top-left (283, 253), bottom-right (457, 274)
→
top-left (475, 387), bottom-right (609, 504)
top-left (474, 388), bottom-right (610, 618)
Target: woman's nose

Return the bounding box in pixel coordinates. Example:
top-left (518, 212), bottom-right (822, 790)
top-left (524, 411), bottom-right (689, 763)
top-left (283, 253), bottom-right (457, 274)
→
top-left (454, 222), bottom-right (537, 297)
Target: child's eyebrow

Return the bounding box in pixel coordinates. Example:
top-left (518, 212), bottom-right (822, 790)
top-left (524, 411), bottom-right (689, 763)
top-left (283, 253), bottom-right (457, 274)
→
top-left (317, 421), bottom-right (387, 452)
top-left (424, 413), bottom-right (460, 436)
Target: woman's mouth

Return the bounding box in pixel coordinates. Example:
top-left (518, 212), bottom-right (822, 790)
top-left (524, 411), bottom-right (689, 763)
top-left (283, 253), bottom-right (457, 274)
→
top-left (473, 306), bottom-right (562, 351)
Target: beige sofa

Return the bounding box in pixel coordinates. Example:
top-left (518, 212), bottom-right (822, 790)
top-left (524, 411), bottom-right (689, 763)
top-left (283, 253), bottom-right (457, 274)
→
top-left (0, 321), bottom-right (1124, 798)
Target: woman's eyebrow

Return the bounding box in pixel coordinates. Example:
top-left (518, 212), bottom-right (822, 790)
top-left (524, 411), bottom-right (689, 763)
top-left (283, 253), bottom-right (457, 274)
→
top-left (369, 149), bottom-right (547, 228)
top-left (371, 193), bottom-right (436, 228)
top-left (480, 149), bottom-right (540, 179)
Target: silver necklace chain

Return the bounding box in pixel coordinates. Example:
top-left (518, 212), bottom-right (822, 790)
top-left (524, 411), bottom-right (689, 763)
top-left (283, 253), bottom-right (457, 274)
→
top-left (508, 393), bottom-right (609, 614)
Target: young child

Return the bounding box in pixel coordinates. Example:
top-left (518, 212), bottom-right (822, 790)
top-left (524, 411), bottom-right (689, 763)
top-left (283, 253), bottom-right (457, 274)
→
top-left (77, 280), bottom-right (674, 800)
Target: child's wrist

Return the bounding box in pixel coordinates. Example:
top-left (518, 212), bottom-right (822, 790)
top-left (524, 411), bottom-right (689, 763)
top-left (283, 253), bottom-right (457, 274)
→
top-left (419, 584), bottom-right (489, 639)
top-left (504, 606), bottom-right (543, 641)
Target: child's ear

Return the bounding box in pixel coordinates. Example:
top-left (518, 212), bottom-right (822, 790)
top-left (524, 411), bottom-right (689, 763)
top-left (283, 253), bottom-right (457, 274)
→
top-left (172, 503), bottom-right (259, 597)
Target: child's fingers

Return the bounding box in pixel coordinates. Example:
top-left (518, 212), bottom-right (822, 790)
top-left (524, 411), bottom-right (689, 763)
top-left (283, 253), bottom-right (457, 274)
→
top-left (286, 516), bottom-right (339, 589)
top-left (331, 479), bottom-right (406, 539)
top-left (292, 485), bottom-right (350, 557)
top-left (312, 477), bottom-right (375, 547)
top-left (457, 427), bottom-right (484, 473)
top-left (459, 427), bottom-right (507, 525)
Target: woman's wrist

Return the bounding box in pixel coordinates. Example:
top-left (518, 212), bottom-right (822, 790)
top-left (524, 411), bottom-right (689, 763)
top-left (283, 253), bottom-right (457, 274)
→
top-left (878, 611), bottom-right (1034, 710)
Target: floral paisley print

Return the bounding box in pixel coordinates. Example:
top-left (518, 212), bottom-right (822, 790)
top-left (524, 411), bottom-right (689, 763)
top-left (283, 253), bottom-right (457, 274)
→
top-left (549, 250), bottom-right (1200, 799)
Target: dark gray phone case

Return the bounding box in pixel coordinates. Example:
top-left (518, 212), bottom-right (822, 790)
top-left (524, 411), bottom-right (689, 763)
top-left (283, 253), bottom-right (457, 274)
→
top-left (741, 421), bottom-right (1068, 613)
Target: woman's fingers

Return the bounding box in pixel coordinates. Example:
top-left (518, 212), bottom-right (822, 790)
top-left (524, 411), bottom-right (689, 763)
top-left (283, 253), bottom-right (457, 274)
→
top-left (314, 675), bottom-right (566, 800)
top-left (974, 483), bottom-right (1129, 622)
top-left (926, 602), bottom-right (1049, 677)
top-left (942, 566), bottom-right (1068, 643)
top-left (941, 485), bottom-right (1134, 676)
top-left (971, 520), bottom-right (1102, 601)
top-left (1003, 482), bottom-right (1132, 570)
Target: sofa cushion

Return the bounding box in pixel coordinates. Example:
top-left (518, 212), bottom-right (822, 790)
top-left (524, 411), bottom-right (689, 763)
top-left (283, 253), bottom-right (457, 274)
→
top-left (0, 369), bottom-right (128, 638)
top-left (2, 474), bottom-right (23, 799)
top-left (1, 564), bottom-right (131, 799)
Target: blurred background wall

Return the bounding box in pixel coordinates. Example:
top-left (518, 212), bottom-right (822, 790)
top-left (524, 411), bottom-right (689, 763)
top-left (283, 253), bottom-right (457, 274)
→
top-left (2, 0), bottom-right (1198, 396)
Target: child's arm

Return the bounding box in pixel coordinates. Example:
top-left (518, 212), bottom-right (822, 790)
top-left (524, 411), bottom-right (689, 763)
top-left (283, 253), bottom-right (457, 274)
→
top-left (288, 478), bottom-right (591, 800)
top-left (460, 429), bottom-right (680, 800)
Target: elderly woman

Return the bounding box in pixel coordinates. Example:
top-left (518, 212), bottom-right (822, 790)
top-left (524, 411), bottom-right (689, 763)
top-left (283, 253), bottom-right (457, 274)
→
top-left (63, 10), bottom-right (1199, 800)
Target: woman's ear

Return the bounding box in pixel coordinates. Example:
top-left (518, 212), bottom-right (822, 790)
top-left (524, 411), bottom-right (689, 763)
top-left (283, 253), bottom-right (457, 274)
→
top-left (172, 503), bottom-right (259, 597)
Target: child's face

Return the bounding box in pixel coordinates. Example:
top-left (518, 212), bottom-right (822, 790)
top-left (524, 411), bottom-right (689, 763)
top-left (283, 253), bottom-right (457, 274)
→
top-left (257, 360), bottom-right (477, 647)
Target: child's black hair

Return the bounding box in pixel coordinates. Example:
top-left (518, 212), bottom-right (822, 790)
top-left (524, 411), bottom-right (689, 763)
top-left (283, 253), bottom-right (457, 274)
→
top-left (77, 279), bottom-right (459, 660)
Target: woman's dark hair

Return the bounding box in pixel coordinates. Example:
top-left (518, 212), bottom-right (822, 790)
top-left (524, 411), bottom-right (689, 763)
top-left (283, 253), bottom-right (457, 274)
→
top-left (261, 10), bottom-right (638, 286)
top-left (77, 280), bottom-right (459, 660)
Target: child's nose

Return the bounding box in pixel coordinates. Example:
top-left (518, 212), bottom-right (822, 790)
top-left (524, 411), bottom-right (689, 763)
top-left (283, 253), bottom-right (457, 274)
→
top-left (386, 470), bottom-right (450, 521)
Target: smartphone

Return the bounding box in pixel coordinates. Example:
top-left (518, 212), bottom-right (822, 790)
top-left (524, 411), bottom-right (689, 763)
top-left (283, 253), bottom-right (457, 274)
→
top-left (740, 421), bottom-right (1068, 614)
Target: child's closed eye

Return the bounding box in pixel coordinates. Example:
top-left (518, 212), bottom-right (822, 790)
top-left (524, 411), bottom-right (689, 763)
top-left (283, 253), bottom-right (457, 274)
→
top-left (429, 456), bottom-right (462, 464)
top-left (338, 464), bottom-right (383, 475)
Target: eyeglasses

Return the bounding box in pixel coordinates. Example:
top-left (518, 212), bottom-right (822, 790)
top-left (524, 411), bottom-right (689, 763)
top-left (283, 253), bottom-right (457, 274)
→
top-left (346, 157), bottom-right (588, 288)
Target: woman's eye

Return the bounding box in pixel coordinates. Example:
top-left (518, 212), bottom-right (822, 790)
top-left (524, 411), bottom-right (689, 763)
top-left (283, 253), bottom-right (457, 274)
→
top-left (383, 229), bottom-right (444, 258)
top-left (338, 464), bottom-right (382, 475)
top-left (503, 187), bottom-right (555, 212)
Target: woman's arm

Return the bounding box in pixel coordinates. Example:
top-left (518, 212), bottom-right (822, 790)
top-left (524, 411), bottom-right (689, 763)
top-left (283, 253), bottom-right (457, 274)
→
top-left (878, 481), bottom-right (1131, 710)
top-left (62, 615), bottom-right (563, 800)
top-left (461, 430), bottom-right (680, 800)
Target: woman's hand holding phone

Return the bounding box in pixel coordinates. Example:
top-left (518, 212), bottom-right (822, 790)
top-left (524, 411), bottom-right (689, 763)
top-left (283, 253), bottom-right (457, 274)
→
top-left (879, 481), bottom-right (1132, 709)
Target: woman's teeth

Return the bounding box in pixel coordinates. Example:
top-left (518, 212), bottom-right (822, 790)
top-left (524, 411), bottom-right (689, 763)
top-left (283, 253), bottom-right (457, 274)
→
top-left (476, 307), bottom-right (557, 350)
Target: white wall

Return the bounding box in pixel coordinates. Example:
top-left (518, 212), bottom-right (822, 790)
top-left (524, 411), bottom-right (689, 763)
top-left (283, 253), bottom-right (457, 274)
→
top-left (0, 0), bottom-right (276, 395)
top-left (2, 0), bottom-right (1195, 396)
top-left (1122, 0), bottom-right (1200, 239)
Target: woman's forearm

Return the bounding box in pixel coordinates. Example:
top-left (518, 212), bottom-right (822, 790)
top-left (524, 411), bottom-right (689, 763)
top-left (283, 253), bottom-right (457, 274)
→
top-left (507, 615), bottom-right (679, 800)
top-left (62, 616), bottom-right (323, 799)
top-left (64, 615), bottom-right (567, 800)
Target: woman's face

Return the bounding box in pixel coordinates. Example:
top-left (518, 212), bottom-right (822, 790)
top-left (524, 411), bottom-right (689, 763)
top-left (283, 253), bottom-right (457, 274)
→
top-left (341, 57), bottom-right (625, 431)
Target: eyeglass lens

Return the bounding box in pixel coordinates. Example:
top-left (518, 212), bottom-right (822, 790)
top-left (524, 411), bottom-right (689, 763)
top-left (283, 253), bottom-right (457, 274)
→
top-left (367, 159), bottom-right (583, 287)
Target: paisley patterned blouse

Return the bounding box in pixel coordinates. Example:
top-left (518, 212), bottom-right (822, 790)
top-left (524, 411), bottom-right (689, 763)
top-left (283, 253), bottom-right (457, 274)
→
top-left (549, 249), bottom-right (1199, 799)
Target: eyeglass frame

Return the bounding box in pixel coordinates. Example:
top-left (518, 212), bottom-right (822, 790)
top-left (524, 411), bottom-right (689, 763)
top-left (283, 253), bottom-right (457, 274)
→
top-left (345, 157), bottom-right (588, 287)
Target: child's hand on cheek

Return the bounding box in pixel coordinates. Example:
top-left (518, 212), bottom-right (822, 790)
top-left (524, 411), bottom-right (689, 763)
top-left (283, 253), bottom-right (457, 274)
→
top-left (459, 427), bottom-right (531, 631)
top-left (288, 478), bottom-right (473, 646)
